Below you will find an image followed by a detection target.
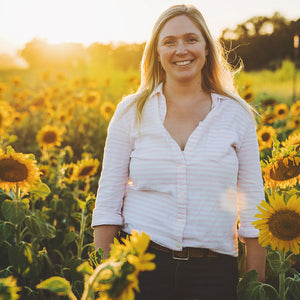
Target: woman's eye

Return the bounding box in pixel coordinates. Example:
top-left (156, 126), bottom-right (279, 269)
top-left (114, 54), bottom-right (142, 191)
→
top-left (164, 40), bottom-right (175, 45)
top-left (187, 38), bottom-right (197, 43)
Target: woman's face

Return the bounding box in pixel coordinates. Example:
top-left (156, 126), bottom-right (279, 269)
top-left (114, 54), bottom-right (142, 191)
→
top-left (157, 15), bottom-right (208, 85)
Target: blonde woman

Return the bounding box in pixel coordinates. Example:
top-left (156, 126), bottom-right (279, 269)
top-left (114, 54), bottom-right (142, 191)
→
top-left (93, 4), bottom-right (266, 300)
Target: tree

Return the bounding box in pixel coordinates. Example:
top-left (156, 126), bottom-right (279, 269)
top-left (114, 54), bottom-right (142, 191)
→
top-left (220, 13), bottom-right (300, 70)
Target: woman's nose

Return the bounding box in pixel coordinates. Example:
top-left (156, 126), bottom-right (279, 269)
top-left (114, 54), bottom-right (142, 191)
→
top-left (175, 41), bottom-right (187, 54)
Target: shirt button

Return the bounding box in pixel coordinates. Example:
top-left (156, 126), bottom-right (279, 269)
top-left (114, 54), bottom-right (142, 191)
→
top-left (179, 164), bottom-right (185, 169)
top-left (175, 244), bottom-right (181, 249)
top-left (179, 192), bottom-right (185, 197)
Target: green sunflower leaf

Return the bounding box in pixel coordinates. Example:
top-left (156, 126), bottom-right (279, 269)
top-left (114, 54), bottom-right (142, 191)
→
top-left (237, 270), bottom-right (279, 300)
top-left (36, 276), bottom-right (73, 296)
top-left (62, 231), bottom-right (78, 247)
top-left (1, 199), bottom-right (26, 225)
top-left (76, 261), bottom-right (93, 275)
top-left (25, 211), bottom-right (56, 240)
top-left (267, 251), bottom-right (291, 274)
top-left (286, 273), bottom-right (300, 298)
top-left (29, 182), bottom-right (51, 200)
top-left (0, 221), bottom-right (14, 245)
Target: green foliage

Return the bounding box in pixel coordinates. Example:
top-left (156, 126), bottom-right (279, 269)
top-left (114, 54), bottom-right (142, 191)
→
top-left (1, 200), bottom-right (26, 225)
top-left (220, 13), bottom-right (300, 70)
top-left (36, 276), bottom-right (76, 300)
top-left (267, 251), bottom-right (292, 274)
top-left (237, 270), bottom-right (280, 300)
top-left (286, 273), bottom-right (300, 299)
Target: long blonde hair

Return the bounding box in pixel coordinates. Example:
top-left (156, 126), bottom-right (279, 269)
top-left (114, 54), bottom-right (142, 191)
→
top-left (132, 4), bottom-right (255, 123)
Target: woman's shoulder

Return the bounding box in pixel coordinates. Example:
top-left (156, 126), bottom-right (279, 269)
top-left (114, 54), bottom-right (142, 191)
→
top-left (113, 93), bottom-right (137, 119)
top-left (213, 93), bottom-right (255, 124)
top-left (117, 93), bottom-right (137, 110)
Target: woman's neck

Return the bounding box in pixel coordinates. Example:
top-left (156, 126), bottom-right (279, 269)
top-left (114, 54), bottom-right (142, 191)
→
top-left (163, 80), bottom-right (208, 104)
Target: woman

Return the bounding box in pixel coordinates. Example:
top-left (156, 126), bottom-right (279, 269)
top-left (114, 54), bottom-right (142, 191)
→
top-left (92, 4), bottom-right (266, 300)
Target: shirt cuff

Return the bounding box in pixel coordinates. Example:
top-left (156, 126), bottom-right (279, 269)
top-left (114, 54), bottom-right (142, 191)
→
top-left (91, 209), bottom-right (124, 227)
top-left (238, 222), bottom-right (259, 241)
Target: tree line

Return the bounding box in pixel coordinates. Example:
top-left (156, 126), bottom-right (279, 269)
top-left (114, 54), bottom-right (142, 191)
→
top-left (220, 12), bottom-right (300, 70)
top-left (2, 13), bottom-right (300, 71)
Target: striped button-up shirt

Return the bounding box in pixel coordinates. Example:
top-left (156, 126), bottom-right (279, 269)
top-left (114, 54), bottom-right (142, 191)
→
top-left (92, 83), bottom-right (265, 257)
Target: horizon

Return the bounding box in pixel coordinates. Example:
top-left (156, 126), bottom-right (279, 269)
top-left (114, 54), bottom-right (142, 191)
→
top-left (0, 0), bottom-right (299, 57)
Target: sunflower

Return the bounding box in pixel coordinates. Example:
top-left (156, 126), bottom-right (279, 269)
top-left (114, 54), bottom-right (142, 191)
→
top-left (55, 111), bottom-right (73, 124)
top-left (263, 152), bottom-right (300, 189)
top-left (0, 109), bottom-right (11, 135)
top-left (274, 103), bottom-right (289, 120)
top-left (261, 98), bottom-right (278, 108)
top-left (61, 162), bottom-right (77, 184)
top-left (0, 81), bottom-right (9, 94)
top-left (260, 113), bottom-right (276, 125)
top-left (98, 230), bottom-right (155, 300)
top-left (72, 158), bottom-right (100, 181)
top-left (282, 133), bottom-right (300, 150)
top-left (84, 90), bottom-right (101, 106)
top-left (0, 276), bottom-right (22, 300)
top-left (252, 193), bottom-right (300, 254)
top-left (100, 101), bottom-right (116, 120)
top-left (38, 164), bottom-right (50, 177)
top-left (36, 125), bottom-right (63, 149)
top-left (241, 88), bottom-right (254, 103)
top-left (290, 100), bottom-right (300, 116)
top-left (0, 147), bottom-right (40, 193)
top-left (287, 116), bottom-right (300, 129)
top-left (9, 76), bottom-right (22, 87)
top-left (55, 72), bottom-right (66, 83)
top-left (30, 94), bottom-right (50, 111)
top-left (257, 126), bottom-right (277, 150)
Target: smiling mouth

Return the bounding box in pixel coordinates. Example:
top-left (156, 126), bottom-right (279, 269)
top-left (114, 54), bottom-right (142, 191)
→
top-left (174, 60), bottom-right (193, 66)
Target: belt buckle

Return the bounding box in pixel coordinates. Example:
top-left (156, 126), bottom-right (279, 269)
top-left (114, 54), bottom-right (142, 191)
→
top-left (172, 248), bottom-right (190, 260)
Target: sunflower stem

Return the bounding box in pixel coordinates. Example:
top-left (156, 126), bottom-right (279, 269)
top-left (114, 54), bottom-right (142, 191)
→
top-left (262, 283), bottom-right (280, 300)
top-left (15, 185), bottom-right (21, 201)
top-left (77, 208), bottom-right (86, 259)
top-left (279, 251), bottom-right (286, 300)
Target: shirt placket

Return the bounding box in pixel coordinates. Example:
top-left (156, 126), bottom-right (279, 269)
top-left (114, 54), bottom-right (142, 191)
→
top-left (174, 151), bottom-right (187, 250)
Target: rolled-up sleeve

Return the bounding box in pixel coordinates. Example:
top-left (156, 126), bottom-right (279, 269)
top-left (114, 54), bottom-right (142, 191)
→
top-left (92, 99), bottom-right (133, 227)
top-left (236, 115), bottom-right (265, 238)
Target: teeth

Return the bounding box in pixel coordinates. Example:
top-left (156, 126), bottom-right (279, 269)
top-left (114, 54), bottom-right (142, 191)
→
top-left (175, 60), bottom-right (191, 66)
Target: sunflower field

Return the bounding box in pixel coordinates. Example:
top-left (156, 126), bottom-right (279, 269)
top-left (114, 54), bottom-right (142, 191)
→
top-left (0, 58), bottom-right (300, 299)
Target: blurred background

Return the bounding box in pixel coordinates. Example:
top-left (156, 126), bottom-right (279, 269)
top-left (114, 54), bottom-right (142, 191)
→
top-left (0, 2), bottom-right (300, 299)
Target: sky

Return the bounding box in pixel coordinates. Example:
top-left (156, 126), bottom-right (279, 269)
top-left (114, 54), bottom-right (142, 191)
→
top-left (0, 0), bottom-right (299, 55)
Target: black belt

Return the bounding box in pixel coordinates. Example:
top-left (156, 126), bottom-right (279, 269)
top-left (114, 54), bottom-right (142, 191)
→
top-left (119, 231), bottom-right (220, 260)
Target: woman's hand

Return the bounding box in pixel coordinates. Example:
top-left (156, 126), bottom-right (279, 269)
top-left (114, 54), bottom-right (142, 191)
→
top-left (94, 225), bottom-right (121, 258)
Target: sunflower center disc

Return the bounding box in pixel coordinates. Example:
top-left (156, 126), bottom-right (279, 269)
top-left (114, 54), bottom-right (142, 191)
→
top-left (78, 166), bottom-right (94, 177)
top-left (269, 210), bottom-right (300, 240)
top-left (43, 131), bottom-right (57, 143)
top-left (270, 158), bottom-right (300, 181)
top-left (262, 133), bottom-right (271, 142)
top-left (0, 158), bottom-right (29, 182)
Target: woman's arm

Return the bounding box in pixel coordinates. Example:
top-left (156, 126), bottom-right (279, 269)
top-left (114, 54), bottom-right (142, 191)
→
top-left (94, 225), bottom-right (121, 258)
top-left (244, 237), bottom-right (266, 282)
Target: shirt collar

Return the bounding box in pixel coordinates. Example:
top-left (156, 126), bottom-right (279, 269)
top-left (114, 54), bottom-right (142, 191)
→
top-left (149, 82), bottom-right (164, 99)
top-left (150, 82), bottom-right (221, 109)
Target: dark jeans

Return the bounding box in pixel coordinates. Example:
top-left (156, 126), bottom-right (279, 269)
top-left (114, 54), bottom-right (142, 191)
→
top-left (119, 232), bottom-right (238, 300)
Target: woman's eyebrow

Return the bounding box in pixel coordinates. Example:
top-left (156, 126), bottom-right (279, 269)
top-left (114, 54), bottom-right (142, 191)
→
top-left (160, 32), bottom-right (200, 40)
